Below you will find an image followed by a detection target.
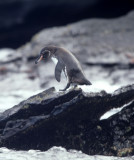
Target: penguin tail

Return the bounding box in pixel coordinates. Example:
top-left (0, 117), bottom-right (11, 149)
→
top-left (84, 79), bottom-right (92, 85)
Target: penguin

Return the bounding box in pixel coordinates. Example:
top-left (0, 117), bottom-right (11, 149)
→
top-left (35, 45), bottom-right (92, 91)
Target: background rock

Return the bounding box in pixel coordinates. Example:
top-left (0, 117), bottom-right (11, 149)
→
top-left (18, 11), bottom-right (134, 64)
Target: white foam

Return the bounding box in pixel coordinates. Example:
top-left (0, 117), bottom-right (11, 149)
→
top-left (0, 72), bottom-right (44, 113)
top-left (0, 146), bottom-right (133, 160)
top-left (79, 81), bottom-right (120, 93)
top-left (0, 48), bottom-right (20, 63)
top-left (100, 101), bottom-right (133, 120)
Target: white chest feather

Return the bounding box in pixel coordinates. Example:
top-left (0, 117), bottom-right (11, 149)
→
top-left (51, 57), bottom-right (58, 65)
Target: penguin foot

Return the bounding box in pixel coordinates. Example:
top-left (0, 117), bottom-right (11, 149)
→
top-left (73, 84), bottom-right (78, 89)
top-left (59, 83), bottom-right (70, 91)
top-left (59, 83), bottom-right (78, 91)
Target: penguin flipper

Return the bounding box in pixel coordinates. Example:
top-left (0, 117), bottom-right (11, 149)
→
top-left (55, 61), bottom-right (65, 82)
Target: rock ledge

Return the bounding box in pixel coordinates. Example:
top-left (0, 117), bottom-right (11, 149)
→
top-left (0, 85), bottom-right (134, 156)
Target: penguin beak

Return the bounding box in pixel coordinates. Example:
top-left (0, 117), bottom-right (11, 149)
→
top-left (35, 55), bottom-right (43, 64)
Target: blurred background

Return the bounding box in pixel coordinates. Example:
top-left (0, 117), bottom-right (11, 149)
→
top-left (0, 0), bottom-right (134, 48)
top-left (0, 0), bottom-right (134, 112)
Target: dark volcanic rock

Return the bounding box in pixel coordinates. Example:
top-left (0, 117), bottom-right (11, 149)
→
top-left (0, 84), bottom-right (134, 156)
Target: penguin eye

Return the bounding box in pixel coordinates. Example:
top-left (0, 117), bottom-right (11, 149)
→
top-left (42, 50), bottom-right (50, 59)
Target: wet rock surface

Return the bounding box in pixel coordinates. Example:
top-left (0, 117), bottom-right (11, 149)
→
top-left (0, 84), bottom-right (134, 156)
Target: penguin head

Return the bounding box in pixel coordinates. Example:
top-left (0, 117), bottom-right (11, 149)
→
top-left (35, 46), bottom-right (57, 64)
